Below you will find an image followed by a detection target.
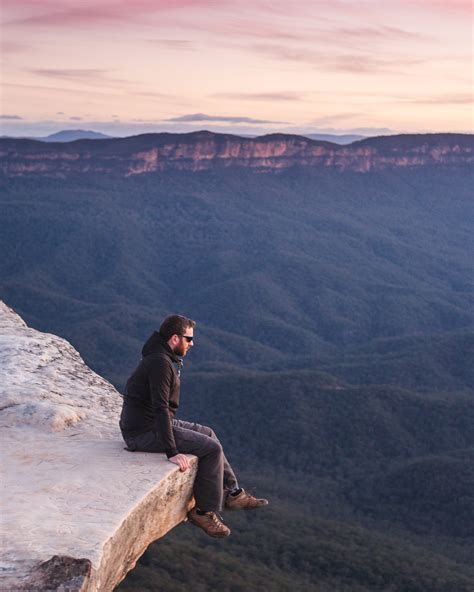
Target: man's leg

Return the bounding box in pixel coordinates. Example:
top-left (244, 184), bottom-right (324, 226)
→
top-left (173, 420), bottom-right (268, 510)
top-left (123, 427), bottom-right (230, 538)
top-left (173, 420), bottom-right (239, 494)
top-left (172, 422), bottom-right (225, 513)
top-left (171, 423), bottom-right (234, 538)
top-left (123, 426), bottom-right (224, 512)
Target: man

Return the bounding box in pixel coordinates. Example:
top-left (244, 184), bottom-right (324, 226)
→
top-left (120, 314), bottom-right (268, 538)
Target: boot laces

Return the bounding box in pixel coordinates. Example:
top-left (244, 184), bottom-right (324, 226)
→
top-left (208, 512), bottom-right (225, 527)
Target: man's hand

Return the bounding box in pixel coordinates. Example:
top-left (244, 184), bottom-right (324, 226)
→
top-left (168, 453), bottom-right (189, 472)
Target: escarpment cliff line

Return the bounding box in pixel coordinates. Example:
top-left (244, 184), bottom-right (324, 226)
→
top-left (0, 301), bottom-right (197, 592)
top-left (0, 131), bottom-right (472, 176)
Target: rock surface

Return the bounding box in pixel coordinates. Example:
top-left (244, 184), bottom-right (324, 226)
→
top-left (0, 301), bottom-right (197, 591)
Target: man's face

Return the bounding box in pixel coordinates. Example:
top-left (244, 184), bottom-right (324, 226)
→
top-left (172, 327), bottom-right (194, 357)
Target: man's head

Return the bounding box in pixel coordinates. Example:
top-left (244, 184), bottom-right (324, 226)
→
top-left (159, 314), bottom-right (196, 357)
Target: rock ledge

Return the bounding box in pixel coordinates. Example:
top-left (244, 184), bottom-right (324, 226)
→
top-left (0, 301), bottom-right (197, 591)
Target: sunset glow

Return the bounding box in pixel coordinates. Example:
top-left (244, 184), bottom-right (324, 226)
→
top-left (1, 0), bottom-right (473, 137)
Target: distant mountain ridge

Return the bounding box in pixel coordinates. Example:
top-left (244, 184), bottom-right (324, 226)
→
top-left (37, 129), bottom-right (113, 142)
top-left (305, 133), bottom-right (366, 144)
top-left (0, 131), bottom-right (472, 176)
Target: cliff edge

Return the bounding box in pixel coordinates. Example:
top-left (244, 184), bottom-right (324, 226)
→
top-left (1, 131), bottom-right (472, 176)
top-left (0, 301), bottom-right (197, 591)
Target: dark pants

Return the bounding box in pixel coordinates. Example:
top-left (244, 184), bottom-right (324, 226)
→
top-left (123, 419), bottom-right (238, 512)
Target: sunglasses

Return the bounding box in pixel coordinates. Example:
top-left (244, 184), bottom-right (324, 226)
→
top-left (180, 334), bottom-right (194, 343)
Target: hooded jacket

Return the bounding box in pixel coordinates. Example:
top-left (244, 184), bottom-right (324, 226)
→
top-left (119, 331), bottom-right (183, 457)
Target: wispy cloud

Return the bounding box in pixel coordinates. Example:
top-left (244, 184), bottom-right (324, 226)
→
top-left (214, 91), bottom-right (304, 102)
top-left (2, 0), bottom-right (471, 136)
top-left (3, 0), bottom-right (224, 27)
top-left (334, 25), bottom-right (431, 43)
top-left (250, 43), bottom-right (425, 74)
top-left (30, 68), bottom-right (113, 81)
top-left (310, 113), bottom-right (364, 126)
top-left (166, 113), bottom-right (286, 124)
top-left (0, 114), bottom-right (23, 120)
top-left (199, 18), bottom-right (305, 42)
top-left (408, 93), bottom-right (474, 105)
top-left (0, 40), bottom-right (30, 53)
top-left (26, 68), bottom-right (136, 91)
top-left (69, 116), bottom-right (83, 120)
top-left (4, 80), bottom-right (183, 110)
top-left (4, 81), bottom-right (125, 98)
top-left (406, 0), bottom-right (472, 14)
top-left (25, 68), bottom-right (182, 101)
top-left (146, 39), bottom-right (195, 50)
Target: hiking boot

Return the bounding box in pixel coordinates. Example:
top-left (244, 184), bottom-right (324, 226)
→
top-left (187, 508), bottom-right (231, 538)
top-left (225, 488), bottom-right (269, 510)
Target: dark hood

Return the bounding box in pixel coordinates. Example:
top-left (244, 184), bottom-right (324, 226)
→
top-left (142, 331), bottom-right (171, 357)
top-left (141, 331), bottom-right (182, 365)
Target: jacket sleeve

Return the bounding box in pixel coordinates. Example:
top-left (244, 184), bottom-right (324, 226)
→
top-left (148, 358), bottom-right (179, 458)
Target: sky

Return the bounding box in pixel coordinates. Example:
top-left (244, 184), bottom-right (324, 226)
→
top-left (1, 0), bottom-right (473, 138)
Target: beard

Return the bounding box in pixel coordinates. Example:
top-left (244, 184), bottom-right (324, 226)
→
top-left (172, 343), bottom-right (186, 357)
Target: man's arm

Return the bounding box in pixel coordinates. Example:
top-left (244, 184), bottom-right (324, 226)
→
top-left (148, 358), bottom-right (180, 459)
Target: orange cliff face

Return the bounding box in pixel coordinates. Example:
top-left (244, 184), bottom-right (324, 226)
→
top-left (0, 133), bottom-right (473, 177)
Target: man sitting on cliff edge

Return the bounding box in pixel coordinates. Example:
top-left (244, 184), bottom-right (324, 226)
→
top-left (119, 314), bottom-right (268, 538)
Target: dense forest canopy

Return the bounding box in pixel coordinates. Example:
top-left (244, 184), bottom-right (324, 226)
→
top-left (1, 133), bottom-right (473, 591)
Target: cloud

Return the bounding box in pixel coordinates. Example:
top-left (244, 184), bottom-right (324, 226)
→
top-left (135, 90), bottom-right (183, 100)
top-left (213, 91), bottom-right (304, 102)
top-left (146, 39), bottom-right (194, 50)
top-left (166, 113), bottom-right (286, 124)
top-left (0, 41), bottom-right (30, 53)
top-left (26, 68), bottom-right (133, 91)
top-left (5, 81), bottom-right (184, 112)
top-left (409, 93), bottom-right (474, 105)
top-left (24, 68), bottom-right (184, 101)
top-left (405, 0), bottom-right (472, 14)
top-left (250, 43), bottom-right (425, 74)
top-left (310, 113), bottom-right (365, 126)
top-left (201, 18), bottom-right (305, 43)
top-left (0, 114), bottom-right (23, 120)
top-left (223, 22), bottom-right (430, 48)
top-left (30, 68), bottom-right (111, 81)
top-left (334, 26), bottom-right (431, 43)
top-left (69, 116), bottom-right (83, 120)
top-left (3, 0), bottom-right (225, 27)
top-left (4, 81), bottom-right (126, 99)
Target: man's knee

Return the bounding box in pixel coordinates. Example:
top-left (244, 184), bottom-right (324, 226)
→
top-left (205, 437), bottom-right (223, 457)
top-left (208, 427), bottom-right (217, 440)
top-left (199, 424), bottom-right (218, 440)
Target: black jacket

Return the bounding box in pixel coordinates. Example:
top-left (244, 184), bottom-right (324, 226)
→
top-left (119, 332), bottom-right (183, 457)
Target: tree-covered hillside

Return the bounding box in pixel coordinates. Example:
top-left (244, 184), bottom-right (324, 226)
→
top-left (1, 144), bottom-right (473, 590)
top-left (1, 165), bottom-right (472, 386)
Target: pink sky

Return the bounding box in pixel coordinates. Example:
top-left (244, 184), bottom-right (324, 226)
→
top-left (1, 0), bottom-right (472, 137)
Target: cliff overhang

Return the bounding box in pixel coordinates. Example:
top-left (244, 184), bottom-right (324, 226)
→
top-left (0, 301), bottom-right (197, 591)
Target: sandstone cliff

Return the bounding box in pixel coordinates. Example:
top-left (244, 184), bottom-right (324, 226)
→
top-left (0, 301), bottom-right (197, 591)
top-left (0, 131), bottom-right (472, 177)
